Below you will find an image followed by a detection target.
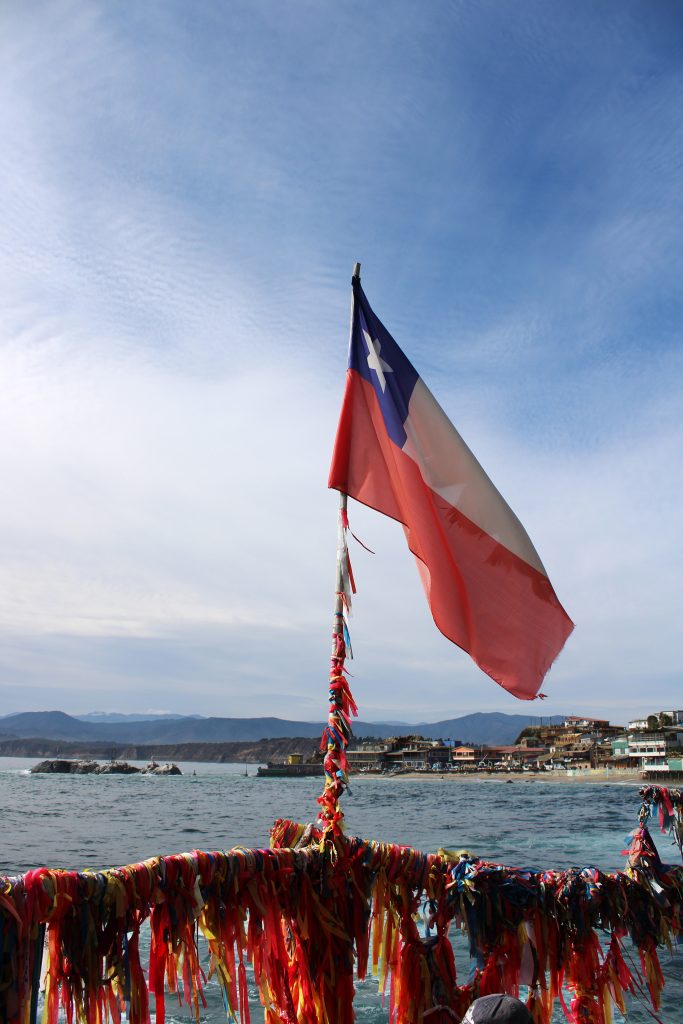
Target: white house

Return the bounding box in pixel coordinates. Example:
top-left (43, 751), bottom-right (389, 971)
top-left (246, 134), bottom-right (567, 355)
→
top-left (628, 718), bottom-right (648, 731)
top-left (563, 716), bottom-right (609, 730)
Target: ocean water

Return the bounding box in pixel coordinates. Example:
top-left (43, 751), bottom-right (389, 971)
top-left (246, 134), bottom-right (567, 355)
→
top-left (1, 758), bottom-right (681, 1022)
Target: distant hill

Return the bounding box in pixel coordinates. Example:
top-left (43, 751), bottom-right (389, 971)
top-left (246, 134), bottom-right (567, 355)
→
top-left (0, 710), bottom-right (564, 747)
top-left (413, 712), bottom-right (565, 745)
top-left (0, 735), bottom-right (321, 764)
top-left (0, 711), bottom-right (321, 743)
top-left (75, 712), bottom-right (205, 723)
top-left (0, 711), bottom-right (102, 741)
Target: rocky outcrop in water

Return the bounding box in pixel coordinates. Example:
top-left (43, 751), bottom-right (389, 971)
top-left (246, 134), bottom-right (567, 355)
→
top-left (30, 759), bottom-right (181, 775)
top-left (95, 761), bottom-right (141, 774)
top-left (140, 761), bottom-right (182, 775)
top-left (30, 759), bottom-right (90, 774)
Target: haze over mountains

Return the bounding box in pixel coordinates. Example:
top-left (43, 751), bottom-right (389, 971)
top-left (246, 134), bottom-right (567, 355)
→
top-left (77, 712), bottom-right (205, 723)
top-left (0, 710), bottom-right (564, 746)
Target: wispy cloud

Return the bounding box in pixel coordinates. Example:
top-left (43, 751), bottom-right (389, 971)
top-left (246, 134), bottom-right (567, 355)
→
top-left (0, 0), bottom-right (681, 722)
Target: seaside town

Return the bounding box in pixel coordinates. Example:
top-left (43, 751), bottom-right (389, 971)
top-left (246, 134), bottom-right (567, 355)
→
top-left (337, 710), bottom-right (683, 778)
top-left (255, 708), bottom-right (683, 780)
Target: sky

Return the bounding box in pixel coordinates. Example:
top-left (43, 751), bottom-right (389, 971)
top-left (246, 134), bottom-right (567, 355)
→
top-left (0, 0), bottom-right (681, 725)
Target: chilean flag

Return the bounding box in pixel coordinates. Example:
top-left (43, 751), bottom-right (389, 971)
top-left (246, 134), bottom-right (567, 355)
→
top-left (328, 277), bottom-right (573, 700)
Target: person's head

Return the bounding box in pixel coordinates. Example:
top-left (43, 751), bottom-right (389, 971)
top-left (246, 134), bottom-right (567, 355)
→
top-left (462, 994), bottom-right (533, 1024)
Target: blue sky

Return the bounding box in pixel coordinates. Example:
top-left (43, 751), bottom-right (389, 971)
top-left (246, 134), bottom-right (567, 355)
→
top-left (1, 1), bottom-right (681, 724)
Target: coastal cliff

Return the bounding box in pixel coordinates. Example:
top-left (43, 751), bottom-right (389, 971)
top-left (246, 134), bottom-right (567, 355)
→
top-left (1, 735), bottom-right (319, 764)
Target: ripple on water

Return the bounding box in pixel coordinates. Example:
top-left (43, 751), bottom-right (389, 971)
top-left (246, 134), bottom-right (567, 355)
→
top-left (0, 760), bottom-right (676, 1022)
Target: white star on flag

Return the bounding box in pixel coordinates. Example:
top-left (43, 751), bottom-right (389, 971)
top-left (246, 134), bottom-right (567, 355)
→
top-left (363, 328), bottom-right (393, 393)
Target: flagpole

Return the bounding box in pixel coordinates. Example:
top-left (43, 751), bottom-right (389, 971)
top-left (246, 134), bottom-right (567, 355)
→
top-left (332, 263), bottom-right (359, 646)
top-left (332, 491), bottom-right (347, 644)
top-left (316, 264), bottom-right (360, 838)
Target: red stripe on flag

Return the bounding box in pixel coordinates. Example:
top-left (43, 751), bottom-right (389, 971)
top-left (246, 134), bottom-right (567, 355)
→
top-left (328, 370), bottom-right (573, 700)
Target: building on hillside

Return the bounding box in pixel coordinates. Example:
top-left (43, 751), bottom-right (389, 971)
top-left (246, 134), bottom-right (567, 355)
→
top-left (628, 711), bottom-right (683, 732)
top-left (561, 751), bottom-right (593, 770)
top-left (547, 736), bottom-right (577, 755)
top-left (516, 725), bottom-right (572, 747)
top-left (563, 716), bottom-right (610, 730)
top-left (611, 736), bottom-right (629, 757)
top-left (594, 739), bottom-right (618, 766)
top-left (562, 716), bottom-right (624, 737)
top-left (622, 729), bottom-right (683, 773)
top-left (658, 710), bottom-right (683, 726)
top-left (516, 719), bottom-right (615, 748)
top-left (628, 718), bottom-right (648, 732)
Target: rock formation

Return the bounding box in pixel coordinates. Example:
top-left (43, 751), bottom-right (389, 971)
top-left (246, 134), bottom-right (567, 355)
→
top-left (30, 759), bottom-right (182, 775)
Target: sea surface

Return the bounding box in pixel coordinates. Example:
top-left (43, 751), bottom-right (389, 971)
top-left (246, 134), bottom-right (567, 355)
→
top-left (1, 758), bottom-right (681, 1022)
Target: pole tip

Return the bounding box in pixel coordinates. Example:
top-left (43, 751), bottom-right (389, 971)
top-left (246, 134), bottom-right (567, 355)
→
top-left (352, 262), bottom-right (361, 280)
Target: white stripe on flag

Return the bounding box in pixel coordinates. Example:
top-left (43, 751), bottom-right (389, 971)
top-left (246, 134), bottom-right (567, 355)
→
top-left (402, 379), bottom-right (547, 575)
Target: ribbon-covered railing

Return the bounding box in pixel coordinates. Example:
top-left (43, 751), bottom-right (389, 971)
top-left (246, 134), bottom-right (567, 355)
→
top-left (638, 783), bottom-right (683, 860)
top-left (1, 789), bottom-right (681, 1024)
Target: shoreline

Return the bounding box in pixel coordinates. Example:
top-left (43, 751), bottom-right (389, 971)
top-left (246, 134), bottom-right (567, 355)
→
top-left (0, 755), bottom-right (664, 787)
top-left (361, 769), bottom-right (645, 785)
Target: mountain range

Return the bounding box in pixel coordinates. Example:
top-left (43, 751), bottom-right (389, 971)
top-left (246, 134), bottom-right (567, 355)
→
top-left (0, 710), bottom-right (564, 746)
top-left (76, 712), bottom-right (205, 723)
